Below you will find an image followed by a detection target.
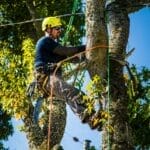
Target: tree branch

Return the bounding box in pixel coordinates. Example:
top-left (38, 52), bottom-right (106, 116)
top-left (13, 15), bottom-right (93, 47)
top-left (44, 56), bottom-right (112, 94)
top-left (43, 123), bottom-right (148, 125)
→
top-left (25, 0), bottom-right (43, 38)
top-left (127, 0), bottom-right (150, 13)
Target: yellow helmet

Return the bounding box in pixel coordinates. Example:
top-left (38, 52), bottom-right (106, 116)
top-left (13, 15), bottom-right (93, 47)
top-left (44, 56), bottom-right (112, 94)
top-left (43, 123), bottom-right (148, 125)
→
top-left (42, 17), bottom-right (62, 31)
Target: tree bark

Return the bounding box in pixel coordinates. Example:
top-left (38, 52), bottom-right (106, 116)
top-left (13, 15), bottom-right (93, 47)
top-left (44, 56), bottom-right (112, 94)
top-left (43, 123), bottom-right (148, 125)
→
top-left (102, 1), bottom-right (134, 150)
top-left (25, 0), bottom-right (43, 38)
top-left (86, 0), bottom-right (108, 78)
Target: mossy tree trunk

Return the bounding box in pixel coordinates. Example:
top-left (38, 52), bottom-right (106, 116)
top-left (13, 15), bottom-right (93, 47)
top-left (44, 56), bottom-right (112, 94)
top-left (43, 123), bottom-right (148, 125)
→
top-left (102, 1), bottom-right (134, 149)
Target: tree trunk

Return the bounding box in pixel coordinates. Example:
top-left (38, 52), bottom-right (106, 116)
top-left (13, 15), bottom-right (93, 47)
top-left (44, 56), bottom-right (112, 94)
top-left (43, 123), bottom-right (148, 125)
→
top-left (86, 0), bottom-right (108, 78)
top-left (102, 1), bottom-right (134, 150)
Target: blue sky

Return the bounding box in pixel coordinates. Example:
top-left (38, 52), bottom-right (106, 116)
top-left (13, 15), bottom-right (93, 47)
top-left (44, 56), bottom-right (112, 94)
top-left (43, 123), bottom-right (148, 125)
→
top-left (128, 7), bottom-right (150, 68)
top-left (3, 7), bottom-right (150, 150)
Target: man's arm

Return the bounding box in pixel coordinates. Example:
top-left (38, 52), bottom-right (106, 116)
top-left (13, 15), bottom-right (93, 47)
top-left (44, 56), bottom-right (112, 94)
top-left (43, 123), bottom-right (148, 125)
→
top-left (53, 45), bottom-right (85, 56)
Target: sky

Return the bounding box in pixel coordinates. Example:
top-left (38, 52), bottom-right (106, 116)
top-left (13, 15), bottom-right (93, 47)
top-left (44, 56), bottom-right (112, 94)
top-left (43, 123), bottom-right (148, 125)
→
top-left (3, 7), bottom-right (150, 150)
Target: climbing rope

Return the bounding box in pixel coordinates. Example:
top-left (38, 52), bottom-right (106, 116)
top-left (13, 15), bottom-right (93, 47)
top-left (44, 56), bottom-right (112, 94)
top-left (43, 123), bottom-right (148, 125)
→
top-left (105, 2), bottom-right (111, 148)
top-left (107, 48), bottom-right (111, 150)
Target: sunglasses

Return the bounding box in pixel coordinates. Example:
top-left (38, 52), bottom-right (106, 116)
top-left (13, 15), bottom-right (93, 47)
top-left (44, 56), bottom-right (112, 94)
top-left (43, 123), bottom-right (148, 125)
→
top-left (53, 27), bottom-right (62, 31)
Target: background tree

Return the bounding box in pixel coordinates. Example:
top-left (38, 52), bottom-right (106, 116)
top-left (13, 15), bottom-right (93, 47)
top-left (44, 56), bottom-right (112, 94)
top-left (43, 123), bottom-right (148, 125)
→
top-left (0, 105), bottom-right (14, 150)
top-left (127, 65), bottom-right (150, 149)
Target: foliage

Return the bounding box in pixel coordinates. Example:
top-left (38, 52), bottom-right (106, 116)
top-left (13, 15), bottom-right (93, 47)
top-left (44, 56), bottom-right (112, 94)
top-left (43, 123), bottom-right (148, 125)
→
top-left (0, 105), bottom-right (13, 150)
top-left (84, 75), bottom-right (105, 112)
top-left (126, 65), bottom-right (150, 149)
top-left (89, 146), bottom-right (96, 150)
top-left (83, 75), bottom-right (111, 131)
top-left (0, 38), bottom-right (35, 119)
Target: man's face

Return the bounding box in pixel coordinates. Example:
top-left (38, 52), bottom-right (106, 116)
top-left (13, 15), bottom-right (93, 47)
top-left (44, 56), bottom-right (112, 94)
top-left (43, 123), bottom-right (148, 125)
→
top-left (51, 26), bottom-right (62, 39)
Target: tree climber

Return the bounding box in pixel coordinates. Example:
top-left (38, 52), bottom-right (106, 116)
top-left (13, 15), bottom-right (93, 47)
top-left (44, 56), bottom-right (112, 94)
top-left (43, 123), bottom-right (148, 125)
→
top-left (34, 17), bottom-right (100, 130)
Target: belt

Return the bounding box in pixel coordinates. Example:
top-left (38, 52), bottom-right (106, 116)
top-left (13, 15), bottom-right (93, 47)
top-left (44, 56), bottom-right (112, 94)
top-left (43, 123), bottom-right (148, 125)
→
top-left (35, 63), bottom-right (61, 74)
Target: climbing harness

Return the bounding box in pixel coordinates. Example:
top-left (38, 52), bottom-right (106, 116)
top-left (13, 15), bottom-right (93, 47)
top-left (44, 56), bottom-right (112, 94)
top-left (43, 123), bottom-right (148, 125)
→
top-left (26, 63), bottom-right (58, 123)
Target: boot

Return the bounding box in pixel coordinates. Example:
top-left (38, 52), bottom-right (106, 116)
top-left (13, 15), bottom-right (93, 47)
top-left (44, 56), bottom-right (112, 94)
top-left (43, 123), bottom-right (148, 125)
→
top-left (87, 110), bottom-right (103, 130)
top-left (81, 110), bottom-right (104, 131)
top-left (80, 108), bottom-right (95, 123)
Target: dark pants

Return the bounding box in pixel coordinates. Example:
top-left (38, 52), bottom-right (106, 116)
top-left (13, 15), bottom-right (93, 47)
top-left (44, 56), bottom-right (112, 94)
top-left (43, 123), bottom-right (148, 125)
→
top-left (35, 69), bottom-right (86, 118)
